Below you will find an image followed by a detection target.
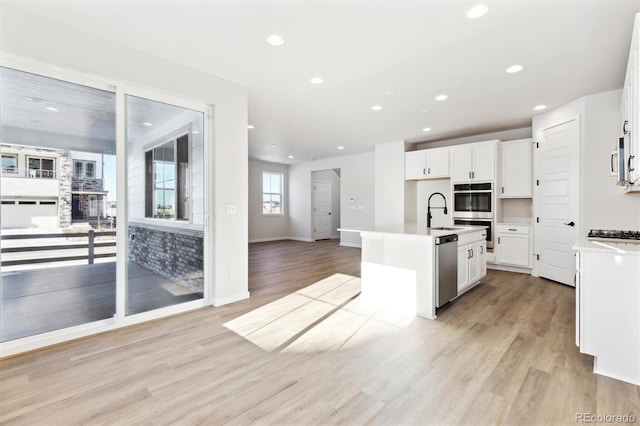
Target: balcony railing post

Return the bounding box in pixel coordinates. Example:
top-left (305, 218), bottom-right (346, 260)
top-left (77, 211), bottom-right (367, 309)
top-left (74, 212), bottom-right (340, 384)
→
top-left (88, 230), bottom-right (95, 264)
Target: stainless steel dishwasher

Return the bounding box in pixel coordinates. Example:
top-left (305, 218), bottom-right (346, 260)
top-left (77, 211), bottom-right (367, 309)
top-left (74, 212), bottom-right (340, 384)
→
top-left (435, 234), bottom-right (458, 308)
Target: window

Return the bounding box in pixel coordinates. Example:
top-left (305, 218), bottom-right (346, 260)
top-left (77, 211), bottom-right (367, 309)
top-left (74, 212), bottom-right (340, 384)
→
top-left (2, 154), bottom-right (17, 174)
top-left (262, 172), bottom-right (283, 215)
top-left (145, 134), bottom-right (189, 220)
top-left (27, 156), bottom-right (55, 178)
top-left (73, 160), bottom-right (96, 178)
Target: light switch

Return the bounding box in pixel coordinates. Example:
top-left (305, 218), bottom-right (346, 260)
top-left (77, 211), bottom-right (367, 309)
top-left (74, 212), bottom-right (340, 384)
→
top-left (226, 203), bottom-right (236, 215)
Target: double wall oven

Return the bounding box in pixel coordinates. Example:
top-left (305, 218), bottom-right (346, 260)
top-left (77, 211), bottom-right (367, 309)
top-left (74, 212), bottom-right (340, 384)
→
top-left (453, 183), bottom-right (495, 248)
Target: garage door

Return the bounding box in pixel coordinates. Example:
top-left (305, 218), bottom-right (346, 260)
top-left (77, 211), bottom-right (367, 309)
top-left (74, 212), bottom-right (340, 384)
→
top-left (1, 200), bottom-right (58, 229)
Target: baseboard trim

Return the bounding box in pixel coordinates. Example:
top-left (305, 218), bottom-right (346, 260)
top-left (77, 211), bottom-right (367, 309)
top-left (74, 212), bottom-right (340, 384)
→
top-left (340, 242), bottom-right (362, 248)
top-left (487, 263), bottom-right (532, 274)
top-left (287, 237), bottom-right (314, 242)
top-left (212, 292), bottom-right (250, 307)
top-left (248, 237), bottom-right (289, 243)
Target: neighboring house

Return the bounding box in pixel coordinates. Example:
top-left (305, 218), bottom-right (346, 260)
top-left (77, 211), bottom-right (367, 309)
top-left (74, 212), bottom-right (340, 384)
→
top-left (0, 143), bottom-right (108, 230)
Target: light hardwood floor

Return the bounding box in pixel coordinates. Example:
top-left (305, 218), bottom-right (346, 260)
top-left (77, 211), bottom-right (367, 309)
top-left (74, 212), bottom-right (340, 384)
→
top-left (1, 239), bottom-right (639, 425)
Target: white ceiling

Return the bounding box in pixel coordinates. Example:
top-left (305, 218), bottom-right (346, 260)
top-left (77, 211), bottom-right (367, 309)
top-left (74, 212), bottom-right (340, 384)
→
top-left (3, 0), bottom-right (640, 164)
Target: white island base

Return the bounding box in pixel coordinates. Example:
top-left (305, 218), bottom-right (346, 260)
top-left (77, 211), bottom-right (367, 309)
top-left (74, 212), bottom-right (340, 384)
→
top-left (340, 224), bottom-right (488, 320)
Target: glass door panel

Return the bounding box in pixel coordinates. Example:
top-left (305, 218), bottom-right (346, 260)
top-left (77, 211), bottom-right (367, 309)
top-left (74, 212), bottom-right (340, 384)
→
top-left (0, 66), bottom-right (117, 342)
top-left (125, 95), bottom-right (204, 315)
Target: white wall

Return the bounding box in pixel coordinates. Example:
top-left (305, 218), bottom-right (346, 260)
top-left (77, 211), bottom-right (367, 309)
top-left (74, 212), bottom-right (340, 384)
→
top-left (0, 5), bottom-right (249, 305)
top-left (374, 141), bottom-right (416, 225)
top-left (311, 169), bottom-right (341, 238)
top-left (249, 160), bottom-right (289, 242)
top-left (289, 152), bottom-right (374, 248)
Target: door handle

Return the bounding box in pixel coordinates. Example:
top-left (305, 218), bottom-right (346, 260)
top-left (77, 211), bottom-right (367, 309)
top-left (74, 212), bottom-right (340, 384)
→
top-left (563, 221), bottom-right (575, 227)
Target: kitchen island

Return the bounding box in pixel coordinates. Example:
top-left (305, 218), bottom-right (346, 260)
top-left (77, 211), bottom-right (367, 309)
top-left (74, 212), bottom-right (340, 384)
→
top-left (339, 223), bottom-right (487, 319)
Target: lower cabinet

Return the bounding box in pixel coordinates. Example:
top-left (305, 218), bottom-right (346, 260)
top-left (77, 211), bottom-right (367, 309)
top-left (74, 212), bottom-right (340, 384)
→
top-left (457, 231), bottom-right (487, 294)
top-left (495, 224), bottom-right (531, 268)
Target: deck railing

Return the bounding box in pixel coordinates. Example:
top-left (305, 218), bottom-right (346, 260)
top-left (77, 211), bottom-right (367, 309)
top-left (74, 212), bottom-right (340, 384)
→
top-left (1, 230), bottom-right (116, 267)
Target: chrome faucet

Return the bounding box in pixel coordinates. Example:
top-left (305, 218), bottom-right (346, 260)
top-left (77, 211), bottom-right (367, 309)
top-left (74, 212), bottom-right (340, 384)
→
top-left (427, 192), bottom-right (448, 228)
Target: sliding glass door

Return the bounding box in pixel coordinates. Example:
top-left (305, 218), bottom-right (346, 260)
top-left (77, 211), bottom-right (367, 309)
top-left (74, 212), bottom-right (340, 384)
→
top-left (0, 66), bottom-right (117, 342)
top-left (0, 66), bottom-right (209, 350)
top-left (125, 95), bottom-right (205, 315)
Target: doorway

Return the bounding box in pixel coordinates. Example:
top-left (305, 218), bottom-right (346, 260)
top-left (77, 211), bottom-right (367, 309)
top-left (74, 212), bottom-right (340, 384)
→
top-left (312, 169), bottom-right (341, 241)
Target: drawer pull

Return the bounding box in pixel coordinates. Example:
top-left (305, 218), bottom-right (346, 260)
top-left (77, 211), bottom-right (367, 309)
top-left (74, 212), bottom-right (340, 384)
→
top-left (508, 228), bottom-right (518, 231)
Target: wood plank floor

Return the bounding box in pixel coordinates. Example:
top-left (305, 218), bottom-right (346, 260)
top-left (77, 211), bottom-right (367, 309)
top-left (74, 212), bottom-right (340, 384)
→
top-left (1, 239), bottom-right (639, 425)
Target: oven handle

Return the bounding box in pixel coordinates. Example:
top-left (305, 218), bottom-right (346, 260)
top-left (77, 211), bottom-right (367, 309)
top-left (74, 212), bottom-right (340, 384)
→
top-left (453, 190), bottom-right (493, 194)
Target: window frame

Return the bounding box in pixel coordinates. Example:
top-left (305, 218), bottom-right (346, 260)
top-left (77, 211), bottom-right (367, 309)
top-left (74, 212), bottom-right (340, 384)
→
top-left (144, 131), bottom-right (191, 222)
top-left (26, 156), bottom-right (56, 178)
top-left (73, 159), bottom-right (97, 179)
top-left (262, 171), bottom-right (284, 216)
top-left (1, 154), bottom-right (18, 174)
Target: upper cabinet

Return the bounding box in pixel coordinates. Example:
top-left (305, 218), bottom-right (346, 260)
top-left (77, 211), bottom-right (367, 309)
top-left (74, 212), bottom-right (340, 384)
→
top-left (500, 139), bottom-right (532, 198)
top-left (405, 147), bottom-right (449, 180)
top-left (619, 14), bottom-right (640, 192)
top-left (450, 140), bottom-right (498, 183)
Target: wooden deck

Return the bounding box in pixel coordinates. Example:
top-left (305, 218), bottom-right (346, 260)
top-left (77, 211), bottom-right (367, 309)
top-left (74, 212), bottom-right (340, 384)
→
top-left (1, 261), bottom-right (203, 342)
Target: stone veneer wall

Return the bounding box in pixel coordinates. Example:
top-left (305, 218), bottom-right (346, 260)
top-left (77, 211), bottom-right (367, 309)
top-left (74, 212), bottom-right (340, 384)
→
top-left (58, 151), bottom-right (72, 228)
top-left (128, 221), bottom-right (204, 291)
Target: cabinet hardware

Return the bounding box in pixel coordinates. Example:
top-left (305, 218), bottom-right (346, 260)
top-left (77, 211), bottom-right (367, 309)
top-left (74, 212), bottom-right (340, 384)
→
top-left (501, 186), bottom-right (504, 194)
top-left (629, 155), bottom-right (636, 173)
top-left (423, 168), bottom-right (426, 175)
top-left (472, 171), bottom-right (475, 179)
top-left (536, 179), bottom-right (539, 186)
top-left (508, 228), bottom-right (517, 231)
top-left (536, 217), bottom-right (539, 223)
top-left (536, 254), bottom-right (540, 261)
top-left (428, 167), bottom-right (430, 174)
top-left (498, 237), bottom-right (501, 244)
top-left (470, 249), bottom-right (473, 258)
top-left (468, 171), bottom-right (471, 179)
top-left (480, 246), bottom-right (484, 254)
top-left (535, 142), bottom-right (539, 148)
top-left (624, 120), bottom-right (629, 134)
top-left (468, 249), bottom-right (471, 259)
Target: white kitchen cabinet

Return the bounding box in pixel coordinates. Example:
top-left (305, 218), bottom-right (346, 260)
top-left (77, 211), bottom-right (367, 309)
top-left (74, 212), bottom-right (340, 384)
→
top-left (500, 139), bottom-right (532, 198)
top-left (457, 230), bottom-right (487, 294)
top-left (405, 148), bottom-right (449, 180)
top-left (619, 14), bottom-right (640, 192)
top-left (575, 242), bottom-right (640, 384)
top-left (495, 224), bottom-right (531, 268)
top-left (450, 140), bottom-right (498, 183)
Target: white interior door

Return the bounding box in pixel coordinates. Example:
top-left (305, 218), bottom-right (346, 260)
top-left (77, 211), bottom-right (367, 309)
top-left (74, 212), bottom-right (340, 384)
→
top-left (534, 118), bottom-right (579, 286)
top-left (314, 181), bottom-right (332, 240)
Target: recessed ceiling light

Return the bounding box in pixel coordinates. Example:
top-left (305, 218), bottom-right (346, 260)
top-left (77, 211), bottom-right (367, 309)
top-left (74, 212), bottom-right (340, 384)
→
top-left (267, 34), bottom-right (284, 46)
top-left (371, 105), bottom-right (383, 111)
top-left (271, 144), bottom-right (277, 148)
top-left (533, 105), bottom-right (547, 111)
top-left (506, 64), bottom-right (524, 74)
top-left (422, 127), bottom-right (432, 132)
top-left (248, 124), bottom-right (255, 129)
top-left (466, 4), bottom-right (489, 19)
top-left (288, 155), bottom-right (294, 159)
top-left (310, 77), bottom-right (324, 84)
top-left (337, 146), bottom-right (345, 150)
top-left (435, 94), bottom-right (448, 101)
top-left (143, 122), bottom-right (153, 127)
top-left (192, 130), bottom-right (200, 134)
top-left (45, 106), bottom-right (59, 112)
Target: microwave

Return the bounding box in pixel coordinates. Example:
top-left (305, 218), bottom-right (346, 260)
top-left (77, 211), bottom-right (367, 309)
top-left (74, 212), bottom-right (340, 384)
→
top-left (453, 183), bottom-right (494, 219)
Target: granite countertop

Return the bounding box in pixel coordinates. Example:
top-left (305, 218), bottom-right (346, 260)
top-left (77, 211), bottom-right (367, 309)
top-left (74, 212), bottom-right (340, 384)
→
top-left (573, 238), bottom-right (640, 255)
top-left (338, 223), bottom-right (488, 237)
